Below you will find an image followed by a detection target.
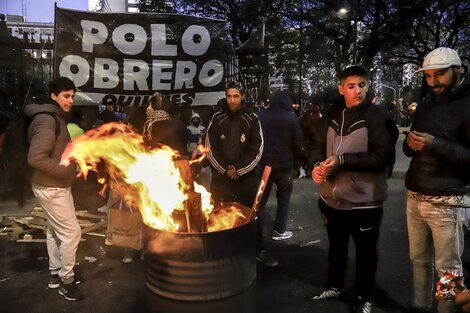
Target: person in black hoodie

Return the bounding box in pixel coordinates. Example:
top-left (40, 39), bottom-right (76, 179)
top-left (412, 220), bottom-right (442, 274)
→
top-left (309, 66), bottom-right (398, 313)
top-left (258, 91), bottom-right (305, 237)
top-left (255, 91), bottom-right (306, 267)
top-left (404, 47), bottom-right (470, 313)
top-left (205, 81), bottom-right (263, 208)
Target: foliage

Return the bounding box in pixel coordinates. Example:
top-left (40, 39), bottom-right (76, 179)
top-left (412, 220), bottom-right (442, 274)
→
top-left (137, 0), bottom-right (470, 101)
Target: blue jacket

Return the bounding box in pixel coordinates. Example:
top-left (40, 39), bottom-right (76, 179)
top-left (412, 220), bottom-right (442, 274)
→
top-left (258, 91), bottom-right (305, 171)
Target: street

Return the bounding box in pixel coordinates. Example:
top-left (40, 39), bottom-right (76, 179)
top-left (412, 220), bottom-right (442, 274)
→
top-left (0, 176), bottom-right (412, 313)
top-left (1, 133), bottom-right (468, 313)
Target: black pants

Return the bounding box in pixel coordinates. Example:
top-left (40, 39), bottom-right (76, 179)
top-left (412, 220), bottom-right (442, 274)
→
top-left (210, 169), bottom-right (260, 208)
top-left (318, 199), bottom-right (383, 299)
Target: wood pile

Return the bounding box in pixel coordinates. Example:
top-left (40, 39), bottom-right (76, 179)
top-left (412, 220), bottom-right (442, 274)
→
top-left (0, 207), bottom-right (107, 242)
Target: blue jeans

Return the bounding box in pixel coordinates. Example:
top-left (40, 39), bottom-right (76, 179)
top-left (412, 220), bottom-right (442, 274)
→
top-left (259, 169), bottom-right (293, 233)
top-left (406, 191), bottom-right (464, 313)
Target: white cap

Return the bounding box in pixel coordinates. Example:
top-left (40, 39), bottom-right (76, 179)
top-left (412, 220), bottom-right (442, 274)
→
top-left (415, 47), bottom-right (462, 73)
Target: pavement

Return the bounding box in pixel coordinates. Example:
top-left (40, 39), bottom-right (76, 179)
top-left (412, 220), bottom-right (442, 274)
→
top-left (3, 127), bottom-right (467, 313)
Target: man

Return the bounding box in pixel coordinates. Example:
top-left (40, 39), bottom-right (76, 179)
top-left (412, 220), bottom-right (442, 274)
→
top-left (310, 66), bottom-right (398, 313)
top-left (255, 91), bottom-right (305, 267)
top-left (26, 77), bottom-right (82, 301)
top-left (205, 81), bottom-right (263, 208)
top-left (404, 47), bottom-right (470, 313)
top-left (186, 111), bottom-right (206, 154)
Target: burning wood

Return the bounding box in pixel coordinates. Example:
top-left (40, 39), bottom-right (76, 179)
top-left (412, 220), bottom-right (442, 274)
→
top-left (61, 123), bottom-right (248, 233)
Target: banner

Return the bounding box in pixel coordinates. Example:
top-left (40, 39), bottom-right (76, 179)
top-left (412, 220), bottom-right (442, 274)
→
top-left (54, 7), bottom-right (228, 107)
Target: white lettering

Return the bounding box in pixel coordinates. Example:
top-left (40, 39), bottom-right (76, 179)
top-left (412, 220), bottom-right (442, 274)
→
top-left (81, 20), bottom-right (108, 53)
top-left (112, 24), bottom-right (147, 55)
top-left (94, 58), bottom-right (119, 89)
top-left (181, 25), bottom-right (210, 56)
top-left (152, 60), bottom-right (173, 90)
top-left (199, 60), bottom-right (224, 87)
top-left (174, 61), bottom-right (197, 89)
top-left (151, 24), bottom-right (177, 56)
top-left (59, 55), bottom-right (89, 87)
top-left (123, 59), bottom-right (149, 90)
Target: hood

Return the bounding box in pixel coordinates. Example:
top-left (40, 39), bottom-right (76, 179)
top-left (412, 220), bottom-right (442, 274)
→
top-left (270, 91), bottom-right (292, 111)
top-left (190, 111), bottom-right (201, 120)
top-left (24, 102), bottom-right (66, 118)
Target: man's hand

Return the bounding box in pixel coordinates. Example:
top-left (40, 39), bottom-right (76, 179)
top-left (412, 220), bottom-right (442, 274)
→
top-left (455, 292), bottom-right (470, 312)
top-left (311, 155), bottom-right (339, 184)
top-left (406, 131), bottom-right (435, 151)
top-left (226, 165), bottom-right (239, 179)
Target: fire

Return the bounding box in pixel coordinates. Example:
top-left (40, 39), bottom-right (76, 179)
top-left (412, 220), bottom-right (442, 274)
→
top-left (61, 122), bottom-right (247, 232)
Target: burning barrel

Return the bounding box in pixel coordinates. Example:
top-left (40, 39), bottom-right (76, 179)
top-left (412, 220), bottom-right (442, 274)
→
top-left (145, 203), bottom-right (256, 302)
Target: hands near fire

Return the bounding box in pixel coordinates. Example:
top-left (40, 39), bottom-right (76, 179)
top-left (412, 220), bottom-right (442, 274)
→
top-left (456, 292), bottom-right (470, 312)
top-left (406, 131), bottom-right (435, 151)
top-left (311, 155), bottom-right (339, 184)
top-left (226, 165), bottom-right (239, 180)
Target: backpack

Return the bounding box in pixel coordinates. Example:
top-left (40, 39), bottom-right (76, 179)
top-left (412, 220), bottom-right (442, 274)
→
top-left (2, 112), bottom-right (60, 206)
top-left (2, 112), bottom-right (61, 171)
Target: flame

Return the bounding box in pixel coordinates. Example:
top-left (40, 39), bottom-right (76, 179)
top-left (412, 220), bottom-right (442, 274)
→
top-left (61, 122), bottom-right (247, 233)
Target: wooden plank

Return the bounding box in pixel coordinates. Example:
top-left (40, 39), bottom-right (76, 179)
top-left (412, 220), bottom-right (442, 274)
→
top-left (75, 210), bottom-right (107, 220)
top-left (80, 220), bottom-right (107, 235)
top-left (85, 232), bottom-right (106, 238)
top-left (16, 238), bottom-right (47, 243)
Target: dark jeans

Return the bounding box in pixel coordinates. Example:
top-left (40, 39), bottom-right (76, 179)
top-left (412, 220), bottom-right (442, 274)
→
top-left (318, 199), bottom-right (383, 299)
top-left (259, 168), bottom-right (293, 233)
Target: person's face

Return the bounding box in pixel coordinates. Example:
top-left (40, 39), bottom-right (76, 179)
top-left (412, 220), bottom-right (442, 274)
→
top-left (192, 117), bottom-right (201, 126)
top-left (226, 88), bottom-right (243, 112)
top-left (338, 75), bottom-right (368, 108)
top-left (424, 67), bottom-right (459, 96)
top-left (51, 89), bottom-right (75, 113)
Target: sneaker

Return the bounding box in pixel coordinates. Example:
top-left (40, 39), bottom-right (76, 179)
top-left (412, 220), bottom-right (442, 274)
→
top-left (122, 249), bottom-right (134, 264)
top-left (311, 287), bottom-right (342, 300)
top-left (48, 274), bottom-right (60, 289)
top-left (256, 250), bottom-right (278, 267)
top-left (354, 297), bottom-right (372, 313)
top-left (58, 282), bottom-right (83, 301)
top-left (271, 230), bottom-right (293, 241)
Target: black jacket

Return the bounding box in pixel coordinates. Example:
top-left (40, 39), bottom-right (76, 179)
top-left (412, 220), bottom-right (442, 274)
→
top-left (310, 95), bottom-right (398, 209)
top-left (205, 102), bottom-right (263, 176)
top-left (403, 78), bottom-right (470, 196)
top-left (258, 91), bottom-right (305, 171)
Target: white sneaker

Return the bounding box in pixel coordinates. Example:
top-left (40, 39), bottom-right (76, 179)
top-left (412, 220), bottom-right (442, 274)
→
top-left (271, 230), bottom-right (293, 241)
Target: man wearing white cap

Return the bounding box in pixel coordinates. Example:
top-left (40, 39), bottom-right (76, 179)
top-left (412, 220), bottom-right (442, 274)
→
top-left (404, 47), bottom-right (470, 313)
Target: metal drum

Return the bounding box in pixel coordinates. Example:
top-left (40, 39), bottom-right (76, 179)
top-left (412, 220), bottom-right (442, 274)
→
top-left (145, 216), bottom-right (256, 302)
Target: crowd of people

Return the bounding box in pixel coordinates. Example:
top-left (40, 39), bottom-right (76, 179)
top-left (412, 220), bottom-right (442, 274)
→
top-left (0, 46), bottom-right (469, 313)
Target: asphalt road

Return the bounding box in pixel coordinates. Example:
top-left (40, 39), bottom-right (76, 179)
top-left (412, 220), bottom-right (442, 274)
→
top-left (2, 131), bottom-right (469, 313)
top-left (0, 177), bottom-right (415, 313)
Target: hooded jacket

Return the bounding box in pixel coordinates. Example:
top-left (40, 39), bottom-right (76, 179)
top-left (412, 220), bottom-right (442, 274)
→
top-left (403, 78), bottom-right (470, 196)
top-left (258, 91), bottom-right (305, 171)
top-left (25, 103), bottom-right (76, 187)
top-left (186, 112), bottom-right (205, 153)
top-left (205, 100), bottom-right (263, 176)
top-left (310, 95), bottom-right (398, 210)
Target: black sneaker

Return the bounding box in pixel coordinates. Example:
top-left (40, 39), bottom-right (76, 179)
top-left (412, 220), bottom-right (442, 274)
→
top-left (353, 297), bottom-right (372, 313)
top-left (256, 250), bottom-right (279, 267)
top-left (58, 282), bottom-right (83, 301)
top-left (48, 274), bottom-right (60, 289)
